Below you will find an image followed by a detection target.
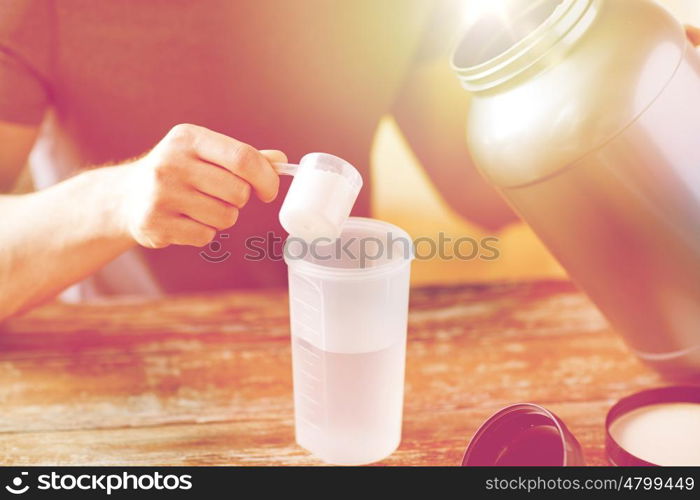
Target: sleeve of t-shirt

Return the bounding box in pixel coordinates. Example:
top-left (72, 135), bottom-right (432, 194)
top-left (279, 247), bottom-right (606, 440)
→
top-left (0, 0), bottom-right (52, 125)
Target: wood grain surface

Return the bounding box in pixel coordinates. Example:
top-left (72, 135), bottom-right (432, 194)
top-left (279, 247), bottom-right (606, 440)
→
top-left (0, 281), bottom-right (664, 466)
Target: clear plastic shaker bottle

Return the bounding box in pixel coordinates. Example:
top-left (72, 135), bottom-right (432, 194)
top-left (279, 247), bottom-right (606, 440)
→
top-left (284, 217), bottom-right (413, 465)
top-left (275, 153), bottom-right (363, 243)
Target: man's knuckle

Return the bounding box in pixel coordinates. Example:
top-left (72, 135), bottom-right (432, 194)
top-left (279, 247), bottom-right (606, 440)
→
top-left (167, 123), bottom-right (197, 144)
top-left (231, 144), bottom-right (257, 171)
top-left (152, 160), bottom-right (176, 182)
top-left (212, 206), bottom-right (238, 230)
top-left (231, 181), bottom-right (251, 206)
top-left (195, 227), bottom-right (216, 247)
top-left (224, 207), bottom-right (239, 227)
top-left (239, 183), bottom-right (251, 205)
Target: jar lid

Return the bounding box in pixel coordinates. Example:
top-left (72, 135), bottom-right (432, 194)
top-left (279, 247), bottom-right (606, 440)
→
top-left (461, 403), bottom-right (584, 466)
top-left (461, 387), bottom-right (700, 466)
top-left (605, 386), bottom-right (700, 466)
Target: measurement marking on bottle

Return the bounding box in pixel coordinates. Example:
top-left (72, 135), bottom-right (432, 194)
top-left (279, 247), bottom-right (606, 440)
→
top-left (300, 353), bottom-right (318, 373)
top-left (296, 341), bottom-right (321, 358)
top-left (301, 357), bottom-right (318, 369)
top-left (297, 415), bottom-right (322, 431)
top-left (299, 368), bottom-right (321, 382)
top-left (292, 297), bottom-right (320, 312)
top-left (299, 313), bottom-right (315, 325)
top-left (299, 392), bottom-right (320, 406)
top-left (291, 319), bottom-right (321, 338)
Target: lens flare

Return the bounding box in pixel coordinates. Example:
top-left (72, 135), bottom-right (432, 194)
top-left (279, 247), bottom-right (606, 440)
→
top-left (460, 0), bottom-right (511, 29)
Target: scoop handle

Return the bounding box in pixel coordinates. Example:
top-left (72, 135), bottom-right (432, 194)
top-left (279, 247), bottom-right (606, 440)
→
top-left (273, 162), bottom-right (299, 176)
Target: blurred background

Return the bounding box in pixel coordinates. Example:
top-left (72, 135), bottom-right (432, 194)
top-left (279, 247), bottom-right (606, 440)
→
top-left (372, 0), bottom-right (700, 285)
top-left (10, 0), bottom-right (699, 289)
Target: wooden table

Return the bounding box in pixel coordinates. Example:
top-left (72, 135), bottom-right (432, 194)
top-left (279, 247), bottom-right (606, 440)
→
top-left (0, 280), bottom-right (663, 466)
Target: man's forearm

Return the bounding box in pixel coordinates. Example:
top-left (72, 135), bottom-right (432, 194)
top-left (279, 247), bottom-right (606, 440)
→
top-left (0, 165), bottom-right (135, 319)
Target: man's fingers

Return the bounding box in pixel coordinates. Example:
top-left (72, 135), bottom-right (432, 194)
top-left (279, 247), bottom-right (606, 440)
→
top-left (188, 161), bottom-right (252, 208)
top-left (686, 25), bottom-right (700, 47)
top-left (229, 145), bottom-right (279, 203)
top-left (188, 127), bottom-right (280, 203)
top-left (162, 215), bottom-right (217, 248)
top-left (171, 188), bottom-right (240, 231)
top-left (260, 149), bottom-right (288, 165)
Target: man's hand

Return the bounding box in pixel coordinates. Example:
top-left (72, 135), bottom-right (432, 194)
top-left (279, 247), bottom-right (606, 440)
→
top-left (118, 124), bottom-right (285, 249)
top-left (0, 122), bottom-right (286, 318)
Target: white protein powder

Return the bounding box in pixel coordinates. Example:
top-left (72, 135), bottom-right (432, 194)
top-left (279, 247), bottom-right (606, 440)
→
top-left (609, 402), bottom-right (700, 466)
top-left (280, 168), bottom-right (359, 243)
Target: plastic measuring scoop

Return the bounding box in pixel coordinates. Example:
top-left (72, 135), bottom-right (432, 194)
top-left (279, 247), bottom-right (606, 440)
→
top-left (274, 153), bottom-right (363, 243)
